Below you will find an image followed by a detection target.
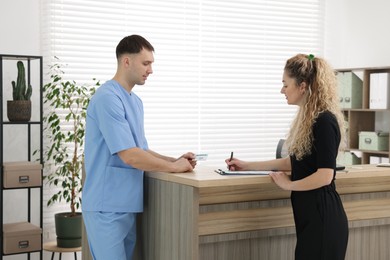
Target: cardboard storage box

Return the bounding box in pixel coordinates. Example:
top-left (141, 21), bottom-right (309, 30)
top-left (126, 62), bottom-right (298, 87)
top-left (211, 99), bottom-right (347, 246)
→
top-left (337, 71), bottom-right (363, 109)
top-left (3, 161), bottom-right (42, 188)
top-left (3, 222), bottom-right (42, 254)
top-left (359, 131), bottom-right (389, 151)
top-left (370, 72), bottom-right (390, 109)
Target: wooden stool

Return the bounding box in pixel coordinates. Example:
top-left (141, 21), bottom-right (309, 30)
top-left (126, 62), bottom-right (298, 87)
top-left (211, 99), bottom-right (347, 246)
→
top-left (43, 241), bottom-right (81, 260)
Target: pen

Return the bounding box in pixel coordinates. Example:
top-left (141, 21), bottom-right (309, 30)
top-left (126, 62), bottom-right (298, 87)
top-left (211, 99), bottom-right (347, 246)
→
top-left (229, 151), bottom-right (233, 170)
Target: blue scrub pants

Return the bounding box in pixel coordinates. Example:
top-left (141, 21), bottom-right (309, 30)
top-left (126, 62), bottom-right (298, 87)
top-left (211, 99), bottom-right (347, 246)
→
top-left (83, 211), bottom-right (137, 260)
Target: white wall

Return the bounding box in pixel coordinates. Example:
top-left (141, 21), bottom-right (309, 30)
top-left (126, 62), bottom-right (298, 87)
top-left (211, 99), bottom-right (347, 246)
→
top-left (325, 0), bottom-right (390, 68)
top-left (324, 0), bottom-right (390, 136)
top-left (1, 0), bottom-right (390, 259)
top-left (0, 0), bottom-right (40, 55)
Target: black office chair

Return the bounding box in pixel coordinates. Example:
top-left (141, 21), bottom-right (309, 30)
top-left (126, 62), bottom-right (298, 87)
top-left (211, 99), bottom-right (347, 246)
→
top-left (276, 139), bottom-right (288, 159)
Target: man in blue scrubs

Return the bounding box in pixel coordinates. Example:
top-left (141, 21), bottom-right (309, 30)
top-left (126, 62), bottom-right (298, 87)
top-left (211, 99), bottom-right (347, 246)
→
top-left (82, 35), bottom-right (196, 260)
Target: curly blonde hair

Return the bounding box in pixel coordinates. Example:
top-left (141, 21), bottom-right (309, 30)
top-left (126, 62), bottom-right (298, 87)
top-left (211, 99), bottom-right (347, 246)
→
top-left (284, 54), bottom-right (346, 160)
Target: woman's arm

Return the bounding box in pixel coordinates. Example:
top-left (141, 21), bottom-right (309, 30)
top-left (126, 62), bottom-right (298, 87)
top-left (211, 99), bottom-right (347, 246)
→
top-left (226, 156), bottom-right (291, 171)
top-left (269, 168), bottom-right (334, 191)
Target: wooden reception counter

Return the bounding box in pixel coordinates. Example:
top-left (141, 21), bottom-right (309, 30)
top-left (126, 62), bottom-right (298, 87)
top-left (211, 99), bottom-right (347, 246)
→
top-left (133, 164), bottom-right (390, 260)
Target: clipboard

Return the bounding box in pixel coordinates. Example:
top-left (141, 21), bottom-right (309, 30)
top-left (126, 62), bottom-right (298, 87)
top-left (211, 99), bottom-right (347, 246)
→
top-left (215, 169), bottom-right (270, 175)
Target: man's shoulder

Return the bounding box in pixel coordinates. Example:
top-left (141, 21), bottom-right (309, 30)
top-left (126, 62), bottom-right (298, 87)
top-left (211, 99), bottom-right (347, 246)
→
top-left (92, 81), bottom-right (121, 101)
top-left (95, 80), bottom-right (116, 94)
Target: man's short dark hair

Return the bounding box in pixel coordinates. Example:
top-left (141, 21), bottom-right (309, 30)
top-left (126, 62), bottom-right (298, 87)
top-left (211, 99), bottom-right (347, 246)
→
top-left (116, 35), bottom-right (155, 59)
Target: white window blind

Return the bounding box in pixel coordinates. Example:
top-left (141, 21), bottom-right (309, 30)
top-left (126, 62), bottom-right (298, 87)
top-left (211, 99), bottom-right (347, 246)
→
top-left (41, 0), bottom-right (325, 166)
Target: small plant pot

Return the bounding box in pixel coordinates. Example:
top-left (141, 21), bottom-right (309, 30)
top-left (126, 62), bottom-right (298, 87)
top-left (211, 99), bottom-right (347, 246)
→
top-left (55, 212), bottom-right (82, 248)
top-left (7, 100), bottom-right (31, 122)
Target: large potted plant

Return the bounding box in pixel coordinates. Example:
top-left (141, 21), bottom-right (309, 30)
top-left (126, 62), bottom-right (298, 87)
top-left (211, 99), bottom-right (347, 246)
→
top-left (41, 60), bottom-right (99, 248)
top-left (7, 61), bottom-right (33, 121)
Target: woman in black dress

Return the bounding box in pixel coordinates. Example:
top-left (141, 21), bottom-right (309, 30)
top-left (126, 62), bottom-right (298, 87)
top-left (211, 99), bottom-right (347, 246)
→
top-left (226, 54), bottom-right (348, 260)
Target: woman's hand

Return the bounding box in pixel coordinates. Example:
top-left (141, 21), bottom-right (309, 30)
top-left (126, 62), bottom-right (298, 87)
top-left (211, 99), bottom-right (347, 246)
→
top-left (225, 158), bottom-right (248, 171)
top-left (269, 171), bottom-right (292, 190)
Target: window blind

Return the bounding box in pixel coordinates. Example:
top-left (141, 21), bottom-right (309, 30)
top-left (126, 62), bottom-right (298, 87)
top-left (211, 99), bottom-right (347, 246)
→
top-left (41, 0), bottom-right (324, 166)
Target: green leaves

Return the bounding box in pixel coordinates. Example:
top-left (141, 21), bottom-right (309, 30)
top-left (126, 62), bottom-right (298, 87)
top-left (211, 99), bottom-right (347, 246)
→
top-left (41, 58), bottom-right (100, 215)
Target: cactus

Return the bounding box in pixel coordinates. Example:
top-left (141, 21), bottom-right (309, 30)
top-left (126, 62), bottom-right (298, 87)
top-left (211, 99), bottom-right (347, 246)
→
top-left (11, 61), bottom-right (32, 100)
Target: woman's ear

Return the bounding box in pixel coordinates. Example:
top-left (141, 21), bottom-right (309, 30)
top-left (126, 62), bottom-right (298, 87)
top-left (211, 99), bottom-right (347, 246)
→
top-left (299, 82), bottom-right (307, 94)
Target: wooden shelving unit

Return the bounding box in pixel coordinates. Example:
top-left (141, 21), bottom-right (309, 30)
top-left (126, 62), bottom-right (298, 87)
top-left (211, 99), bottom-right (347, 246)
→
top-left (337, 66), bottom-right (390, 164)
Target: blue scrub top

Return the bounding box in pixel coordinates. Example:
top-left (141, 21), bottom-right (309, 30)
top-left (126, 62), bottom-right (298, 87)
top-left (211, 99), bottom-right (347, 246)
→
top-left (82, 80), bottom-right (148, 213)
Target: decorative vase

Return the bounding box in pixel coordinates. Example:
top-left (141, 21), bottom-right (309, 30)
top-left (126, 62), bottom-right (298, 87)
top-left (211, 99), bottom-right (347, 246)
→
top-left (55, 212), bottom-right (82, 248)
top-left (7, 100), bottom-right (31, 122)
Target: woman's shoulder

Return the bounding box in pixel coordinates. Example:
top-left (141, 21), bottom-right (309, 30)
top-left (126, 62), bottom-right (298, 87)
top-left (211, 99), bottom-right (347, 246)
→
top-left (317, 110), bottom-right (336, 122)
top-left (313, 111), bottom-right (338, 130)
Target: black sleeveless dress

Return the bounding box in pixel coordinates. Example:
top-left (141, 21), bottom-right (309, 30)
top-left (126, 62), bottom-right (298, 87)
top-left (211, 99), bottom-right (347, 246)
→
top-left (290, 111), bottom-right (348, 260)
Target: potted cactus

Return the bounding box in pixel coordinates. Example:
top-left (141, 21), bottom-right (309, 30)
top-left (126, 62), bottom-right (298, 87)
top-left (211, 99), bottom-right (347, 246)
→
top-left (7, 61), bottom-right (33, 121)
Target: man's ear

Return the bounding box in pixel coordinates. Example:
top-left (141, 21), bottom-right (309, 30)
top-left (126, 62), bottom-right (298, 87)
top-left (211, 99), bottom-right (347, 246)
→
top-left (122, 55), bottom-right (132, 68)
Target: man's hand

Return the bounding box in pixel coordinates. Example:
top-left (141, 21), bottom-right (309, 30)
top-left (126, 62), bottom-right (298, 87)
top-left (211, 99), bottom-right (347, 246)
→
top-left (177, 152), bottom-right (197, 168)
top-left (171, 157), bottom-right (195, 173)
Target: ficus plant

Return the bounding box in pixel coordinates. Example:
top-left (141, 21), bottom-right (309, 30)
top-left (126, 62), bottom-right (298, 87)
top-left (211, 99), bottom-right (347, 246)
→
top-left (39, 59), bottom-right (99, 217)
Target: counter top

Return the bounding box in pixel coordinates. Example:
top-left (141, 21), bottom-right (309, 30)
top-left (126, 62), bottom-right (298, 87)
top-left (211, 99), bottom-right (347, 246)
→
top-left (146, 164), bottom-right (390, 204)
top-left (146, 164), bottom-right (390, 188)
top-left (146, 165), bottom-right (275, 188)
